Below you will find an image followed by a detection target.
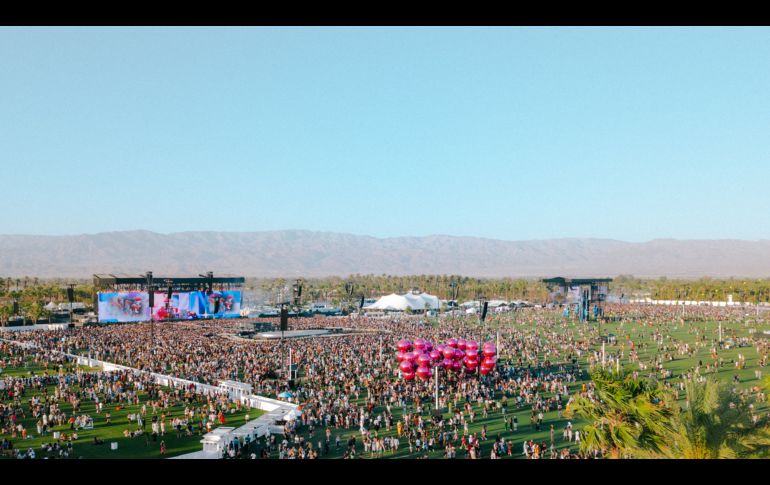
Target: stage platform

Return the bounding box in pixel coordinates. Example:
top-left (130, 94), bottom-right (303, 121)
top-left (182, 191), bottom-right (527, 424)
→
top-left (256, 329), bottom-right (331, 339)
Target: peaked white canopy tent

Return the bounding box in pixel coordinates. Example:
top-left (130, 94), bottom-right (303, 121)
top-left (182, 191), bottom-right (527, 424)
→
top-left (364, 292), bottom-right (440, 311)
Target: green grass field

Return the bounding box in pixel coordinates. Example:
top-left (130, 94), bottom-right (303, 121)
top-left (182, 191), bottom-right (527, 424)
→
top-left (273, 314), bottom-right (770, 459)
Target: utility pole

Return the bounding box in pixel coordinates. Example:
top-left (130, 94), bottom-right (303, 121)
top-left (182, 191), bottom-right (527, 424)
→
top-left (434, 365), bottom-right (439, 411)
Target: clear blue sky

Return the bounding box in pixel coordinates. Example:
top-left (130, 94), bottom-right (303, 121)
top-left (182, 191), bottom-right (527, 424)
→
top-left (2, 27), bottom-right (769, 241)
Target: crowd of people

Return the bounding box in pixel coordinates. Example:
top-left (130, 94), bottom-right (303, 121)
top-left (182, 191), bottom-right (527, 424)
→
top-left (1, 302), bottom-right (768, 459)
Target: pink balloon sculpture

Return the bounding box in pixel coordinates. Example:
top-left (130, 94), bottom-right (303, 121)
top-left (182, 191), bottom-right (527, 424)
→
top-left (399, 361), bottom-right (415, 373)
top-left (417, 353), bottom-right (432, 367)
top-left (398, 335), bottom-right (499, 380)
top-left (397, 340), bottom-right (412, 352)
top-left (416, 366), bottom-right (432, 380)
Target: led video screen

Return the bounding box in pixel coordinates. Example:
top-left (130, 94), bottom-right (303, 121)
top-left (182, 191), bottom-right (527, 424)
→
top-left (98, 291), bottom-right (151, 323)
top-left (567, 286), bottom-right (582, 304)
top-left (151, 291), bottom-right (192, 321)
top-left (98, 290), bottom-right (242, 322)
top-left (190, 290), bottom-right (242, 318)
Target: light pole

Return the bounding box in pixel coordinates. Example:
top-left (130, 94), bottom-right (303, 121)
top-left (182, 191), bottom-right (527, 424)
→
top-left (288, 346), bottom-right (292, 383)
top-left (602, 341), bottom-right (606, 368)
top-left (68, 283), bottom-right (75, 325)
top-left (344, 282), bottom-right (354, 315)
top-left (146, 272), bottom-right (155, 365)
top-left (434, 365), bottom-right (439, 411)
top-left (164, 279), bottom-right (173, 323)
top-left (449, 280), bottom-right (460, 325)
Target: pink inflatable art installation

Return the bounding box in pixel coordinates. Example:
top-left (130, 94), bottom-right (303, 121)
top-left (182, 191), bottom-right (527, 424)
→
top-left (395, 336), bottom-right (497, 380)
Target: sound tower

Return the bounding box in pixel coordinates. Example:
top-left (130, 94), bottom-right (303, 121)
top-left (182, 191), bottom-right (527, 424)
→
top-left (293, 280), bottom-right (303, 306)
top-left (213, 296), bottom-right (221, 314)
top-left (12, 300), bottom-right (19, 315)
top-left (167, 286), bottom-right (173, 300)
top-left (146, 272), bottom-right (154, 309)
top-left (480, 301), bottom-right (489, 322)
top-left (280, 306), bottom-right (288, 331)
top-left (66, 287), bottom-right (75, 303)
top-left (359, 295), bottom-right (365, 309)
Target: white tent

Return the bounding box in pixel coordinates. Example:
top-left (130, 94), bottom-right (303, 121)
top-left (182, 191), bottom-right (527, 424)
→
top-left (365, 292), bottom-right (440, 311)
top-left (415, 292), bottom-right (440, 309)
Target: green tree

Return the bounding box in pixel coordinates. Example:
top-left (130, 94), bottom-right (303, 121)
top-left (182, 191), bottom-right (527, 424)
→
top-left (24, 301), bottom-right (45, 325)
top-left (565, 369), bottom-right (672, 458)
top-left (649, 378), bottom-right (770, 458)
top-left (0, 305), bottom-right (10, 327)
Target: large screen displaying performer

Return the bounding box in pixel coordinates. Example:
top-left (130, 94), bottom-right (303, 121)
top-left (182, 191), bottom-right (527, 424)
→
top-left (97, 291), bottom-right (151, 323)
top-left (98, 290), bottom-right (242, 322)
top-left (189, 290), bottom-right (242, 318)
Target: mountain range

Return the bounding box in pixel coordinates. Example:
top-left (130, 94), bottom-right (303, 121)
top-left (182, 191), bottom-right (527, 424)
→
top-left (1, 230), bottom-right (769, 278)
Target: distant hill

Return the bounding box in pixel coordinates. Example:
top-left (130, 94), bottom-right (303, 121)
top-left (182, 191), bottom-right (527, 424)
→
top-left (0, 230), bottom-right (769, 278)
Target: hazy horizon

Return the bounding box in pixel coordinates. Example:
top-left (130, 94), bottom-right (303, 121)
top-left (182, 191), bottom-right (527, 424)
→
top-left (0, 228), bottom-right (770, 244)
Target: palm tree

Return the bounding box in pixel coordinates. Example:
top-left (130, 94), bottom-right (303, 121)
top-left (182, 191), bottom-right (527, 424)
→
top-left (648, 378), bottom-right (770, 458)
top-left (565, 369), bottom-right (672, 458)
top-left (0, 305), bottom-right (10, 327)
top-left (25, 301), bottom-right (44, 325)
